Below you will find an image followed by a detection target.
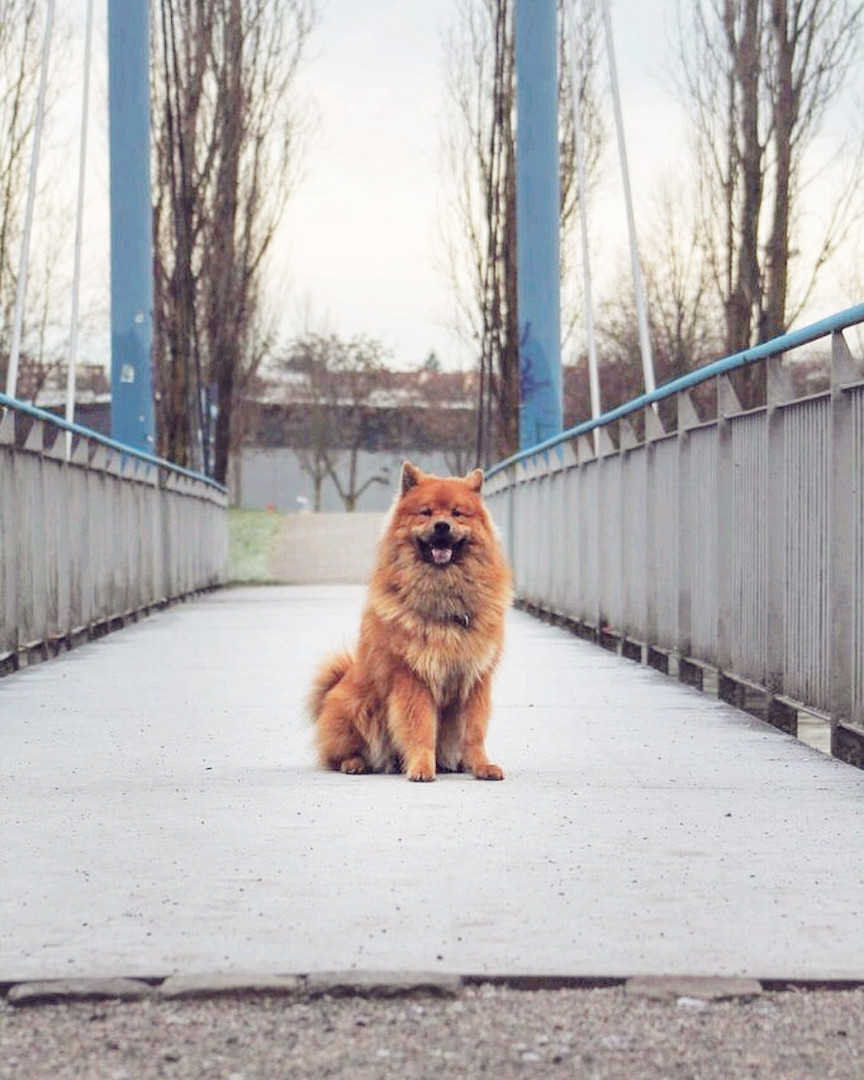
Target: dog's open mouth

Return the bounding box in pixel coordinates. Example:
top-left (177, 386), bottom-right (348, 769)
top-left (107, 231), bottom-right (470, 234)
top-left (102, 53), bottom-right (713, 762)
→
top-left (418, 538), bottom-right (464, 568)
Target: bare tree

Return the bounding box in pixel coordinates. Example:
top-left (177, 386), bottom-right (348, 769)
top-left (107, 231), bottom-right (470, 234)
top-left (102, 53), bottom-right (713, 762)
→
top-left (441, 0), bottom-right (604, 464)
top-left (0, 0), bottom-right (75, 394)
top-left (283, 334), bottom-right (393, 512)
top-left (676, 0), bottom-right (863, 368)
top-left (597, 178), bottom-right (724, 408)
top-left (411, 363), bottom-right (479, 475)
top-left (0, 0), bottom-right (41, 371)
top-left (152, 0), bottom-right (315, 481)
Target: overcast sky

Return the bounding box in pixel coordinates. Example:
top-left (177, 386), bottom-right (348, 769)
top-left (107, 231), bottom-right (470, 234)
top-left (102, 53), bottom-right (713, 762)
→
top-left (63, 0), bottom-right (862, 373)
top-left (276, 0), bottom-right (681, 370)
top-left (59, 0), bottom-right (683, 371)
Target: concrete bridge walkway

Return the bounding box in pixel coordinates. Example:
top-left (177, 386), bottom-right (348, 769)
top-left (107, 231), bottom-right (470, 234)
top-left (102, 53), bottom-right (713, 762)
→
top-left (1, 585), bottom-right (862, 985)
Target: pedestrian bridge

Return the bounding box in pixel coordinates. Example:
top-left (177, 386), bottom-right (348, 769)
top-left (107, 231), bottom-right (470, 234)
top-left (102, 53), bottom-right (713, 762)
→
top-left (1, 307), bottom-right (864, 986)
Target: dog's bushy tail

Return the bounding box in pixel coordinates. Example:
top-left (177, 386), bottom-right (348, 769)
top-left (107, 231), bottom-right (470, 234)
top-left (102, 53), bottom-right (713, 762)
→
top-left (307, 650), bottom-right (354, 721)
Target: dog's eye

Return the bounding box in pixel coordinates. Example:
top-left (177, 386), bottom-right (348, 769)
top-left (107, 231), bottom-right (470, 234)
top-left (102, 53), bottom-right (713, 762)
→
top-left (420, 508), bottom-right (433, 517)
top-left (452, 508), bottom-right (462, 517)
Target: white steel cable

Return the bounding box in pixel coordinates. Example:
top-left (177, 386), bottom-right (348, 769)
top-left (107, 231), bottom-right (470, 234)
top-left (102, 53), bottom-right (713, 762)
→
top-left (566, 0), bottom-right (602, 452)
top-left (600, 0), bottom-right (656, 398)
top-left (66, 0), bottom-right (95, 459)
top-left (6, 0), bottom-right (56, 399)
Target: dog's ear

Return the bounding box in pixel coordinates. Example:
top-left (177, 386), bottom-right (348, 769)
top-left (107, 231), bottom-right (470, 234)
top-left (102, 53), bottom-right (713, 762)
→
top-left (401, 461), bottom-right (422, 496)
top-left (465, 468), bottom-right (484, 493)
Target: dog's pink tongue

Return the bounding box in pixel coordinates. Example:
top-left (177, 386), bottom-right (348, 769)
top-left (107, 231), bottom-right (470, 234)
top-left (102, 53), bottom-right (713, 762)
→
top-left (431, 546), bottom-right (452, 565)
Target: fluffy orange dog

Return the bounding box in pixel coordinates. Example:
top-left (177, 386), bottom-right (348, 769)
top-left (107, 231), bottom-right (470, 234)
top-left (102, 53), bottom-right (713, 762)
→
top-left (309, 462), bottom-right (512, 781)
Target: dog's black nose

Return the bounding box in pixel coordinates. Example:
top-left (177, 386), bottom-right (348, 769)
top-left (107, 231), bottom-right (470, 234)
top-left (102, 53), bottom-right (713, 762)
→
top-left (434, 520), bottom-right (451, 536)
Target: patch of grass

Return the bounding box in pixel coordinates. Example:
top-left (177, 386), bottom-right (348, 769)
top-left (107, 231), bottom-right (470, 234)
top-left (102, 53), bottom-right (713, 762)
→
top-left (228, 508), bottom-right (284, 583)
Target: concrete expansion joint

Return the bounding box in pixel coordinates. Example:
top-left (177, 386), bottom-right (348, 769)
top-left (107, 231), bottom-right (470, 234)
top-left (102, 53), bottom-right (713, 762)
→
top-left (2, 971), bottom-right (464, 1008)
top-left (6, 972), bottom-right (864, 1009)
top-left (0, 972), bottom-right (814, 1009)
top-left (622, 976), bottom-right (763, 1002)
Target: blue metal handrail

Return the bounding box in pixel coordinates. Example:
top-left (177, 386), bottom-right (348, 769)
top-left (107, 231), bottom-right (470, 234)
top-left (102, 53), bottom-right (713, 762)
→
top-left (487, 302), bottom-right (864, 479)
top-left (0, 390), bottom-right (227, 494)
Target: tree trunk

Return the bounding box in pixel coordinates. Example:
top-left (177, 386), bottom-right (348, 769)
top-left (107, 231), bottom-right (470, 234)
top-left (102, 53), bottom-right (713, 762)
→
top-left (727, 0), bottom-right (763, 356)
top-left (152, 0), bottom-right (313, 480)
top-left (209, 0), bottom-right (243, 485)
top-left (763, 0), bottom-right (793, 342)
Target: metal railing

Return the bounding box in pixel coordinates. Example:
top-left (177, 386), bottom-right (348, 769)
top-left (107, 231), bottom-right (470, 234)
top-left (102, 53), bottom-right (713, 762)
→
top-left (0, 393), bottom-right (228, 674)
top-left (485, 304), bottom-right (864, 768)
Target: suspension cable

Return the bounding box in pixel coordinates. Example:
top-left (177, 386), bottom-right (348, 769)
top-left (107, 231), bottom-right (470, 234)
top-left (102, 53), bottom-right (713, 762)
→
top-left (566, 0), bottom-right (602, 451)
top-left (65, 0), bottom-right (95, 459)
top-left (600, 0), bottom-right (656, 399)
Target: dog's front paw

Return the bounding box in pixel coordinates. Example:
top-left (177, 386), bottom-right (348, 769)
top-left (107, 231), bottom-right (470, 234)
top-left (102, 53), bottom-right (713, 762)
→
top-left (473, 762), bottom-right (504, 781)
top-left (405, 752), bottom-right (436, 782)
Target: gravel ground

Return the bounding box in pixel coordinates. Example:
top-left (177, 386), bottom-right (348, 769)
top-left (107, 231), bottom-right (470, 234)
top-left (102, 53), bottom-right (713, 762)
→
top-left (2, 983), bottom-right (863, 1080)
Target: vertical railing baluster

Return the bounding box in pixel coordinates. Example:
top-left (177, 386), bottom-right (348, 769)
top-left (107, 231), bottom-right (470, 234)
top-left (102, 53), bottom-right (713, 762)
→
top-left (596, 426), bottom-right (615, 640)
top-left (716, 375), bottom-right (742, 677)
top-left (676, 391), bottom-right (700, 669)
top-left (560, 442), bottom-right (578, 622)
top-left (0, 412), bottom-right (16, 663)
top-left (830, 331), bottom-right (860, 757)
top-left (644, 410), bottom-right (658, 656)
top-left (766, 355), bottom-right (792, 699)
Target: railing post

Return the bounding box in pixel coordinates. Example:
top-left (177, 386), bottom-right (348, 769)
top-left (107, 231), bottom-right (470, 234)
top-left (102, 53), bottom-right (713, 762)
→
top-left (716, 375), bottom-right (742, 675)
top-left (558, 442), bottom-right (577, 620)
top-left (830, 331), bottom-right (862, 762)
top-left (577, 433), bottom-right (599, 633)
top-left (644, 416), bottom-right (658, 653)
top-left (765, 355), bottom-right (792, 697)
top-left (595, 425), bottom-right (616, 641)
top-left (618, 417), bottom-right (639, 649)
top-left (0, 411), bottom-right (17, 664)
top-left (676, 392), bottom-right (699, 666)
top-left (548, 447), bottom-right (567, 614)
top-left (644, 404), bottom-right (667, 663)
top-left (503, 468), bottom-right (517, 574)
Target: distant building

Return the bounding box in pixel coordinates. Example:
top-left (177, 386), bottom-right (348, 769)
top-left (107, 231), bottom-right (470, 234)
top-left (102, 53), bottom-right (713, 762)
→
top-left (14, 360), bottom-right (112, 436)
top-left (231, 367), bottom-right (482, 512)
